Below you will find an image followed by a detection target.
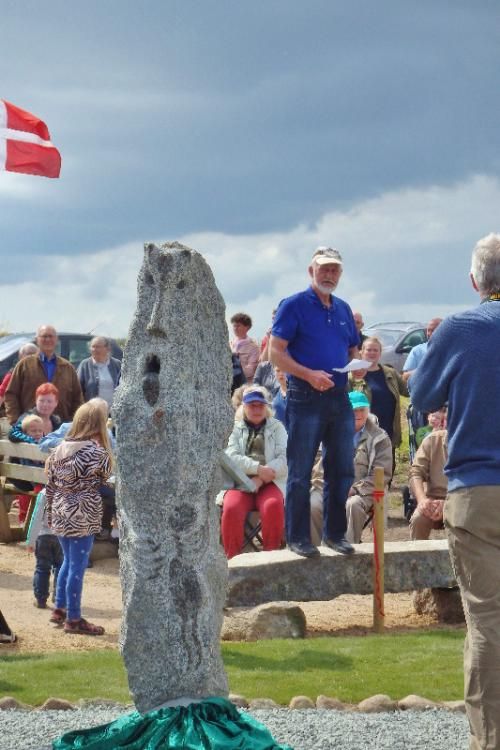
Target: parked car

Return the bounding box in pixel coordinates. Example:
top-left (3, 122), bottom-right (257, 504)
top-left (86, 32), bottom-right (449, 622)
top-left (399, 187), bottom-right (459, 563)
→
top-left (0, 333), bottom-right (123, 380)
top-left (362, 321), bottom-right (426, 371)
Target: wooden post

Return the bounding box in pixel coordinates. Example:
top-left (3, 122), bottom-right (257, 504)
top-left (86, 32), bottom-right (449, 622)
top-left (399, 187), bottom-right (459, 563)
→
top-left (372, 466), bottom-right (385, 633)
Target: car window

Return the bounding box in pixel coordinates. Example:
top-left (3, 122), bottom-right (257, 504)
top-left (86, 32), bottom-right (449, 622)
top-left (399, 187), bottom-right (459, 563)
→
top-left (400, 330), bottom-right (426, 349)
top-left (66, 339), bottom-right (91, 368)
top-left (367, 329), bottom-right (400, 347)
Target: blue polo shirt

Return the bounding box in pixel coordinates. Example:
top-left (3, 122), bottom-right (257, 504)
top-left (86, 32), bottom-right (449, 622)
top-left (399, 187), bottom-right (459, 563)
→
top-left (272, 287), bottom-right (359, 387)
top-left (40, 353), bottom-right (57, 382)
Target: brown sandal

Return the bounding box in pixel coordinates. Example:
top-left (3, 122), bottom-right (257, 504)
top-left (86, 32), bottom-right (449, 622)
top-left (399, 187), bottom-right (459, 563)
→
top-left (64, 618), bottom-right (105, 636)
top-left (49, 608), bottom-right (66, 625)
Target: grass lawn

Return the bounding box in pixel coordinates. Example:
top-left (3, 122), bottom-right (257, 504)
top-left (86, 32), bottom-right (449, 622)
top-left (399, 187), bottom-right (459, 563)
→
top-left (0, 629), bottom-right (464, 706)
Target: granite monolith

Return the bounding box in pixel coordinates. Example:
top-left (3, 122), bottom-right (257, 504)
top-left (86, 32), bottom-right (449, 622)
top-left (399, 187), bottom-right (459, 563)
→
top-left (113, 241), bottom-right (234, 713)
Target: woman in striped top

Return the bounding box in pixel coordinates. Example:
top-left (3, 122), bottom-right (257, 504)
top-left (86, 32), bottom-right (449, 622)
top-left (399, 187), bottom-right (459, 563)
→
top-left (46, 400), bottom-right (112, 636)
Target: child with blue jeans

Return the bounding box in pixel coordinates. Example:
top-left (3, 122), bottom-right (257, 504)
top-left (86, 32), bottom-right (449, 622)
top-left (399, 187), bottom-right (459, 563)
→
top-left (45, 401), bottom-right (112, 636)
top-left (26, 489), bottom-right (63, 608)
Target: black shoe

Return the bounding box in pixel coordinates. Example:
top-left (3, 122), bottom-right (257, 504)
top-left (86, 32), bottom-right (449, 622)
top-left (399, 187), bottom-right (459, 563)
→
top-left (322, 537), bottom-right (355, 555)
top-left (288, 542), bottom-right (320, 558)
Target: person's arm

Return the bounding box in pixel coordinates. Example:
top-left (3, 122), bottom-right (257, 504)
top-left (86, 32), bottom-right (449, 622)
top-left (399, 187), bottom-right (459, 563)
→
top-left (69, 366), bottom-right (84, 417)
top-left (8, 416), bottom-right (33, 444)
top-left (269, 335), bottom-right (334, 391)
top-left (394, 369), bottom-right (409, 397)
top-left (409, 440), bottom-right (440, 518)
top-left (38, 423), bottom-right (71, 453)
top-left (4, 362), bottom-right (23, 424)
top-left (259, 333), bottom-right (271, 363)
top-left (410, 323), bottom-right (453, 414)
top-left (264, 421), bottom-right (288, 479)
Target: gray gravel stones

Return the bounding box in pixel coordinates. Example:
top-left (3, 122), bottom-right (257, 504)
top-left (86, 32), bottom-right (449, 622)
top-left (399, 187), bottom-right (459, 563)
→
top-left (0, 707), bottom-right (469, 750)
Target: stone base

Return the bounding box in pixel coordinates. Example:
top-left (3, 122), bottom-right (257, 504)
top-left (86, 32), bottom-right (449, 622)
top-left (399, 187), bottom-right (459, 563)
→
top-left (413, 587), bottom-right (465, 623)
top-left (222, 602), bottom-right (306, 641)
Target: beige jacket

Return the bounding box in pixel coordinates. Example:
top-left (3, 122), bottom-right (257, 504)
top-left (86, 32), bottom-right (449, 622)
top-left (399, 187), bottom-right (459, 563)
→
top-left (311, 415), bottom-right (393, 496)
top-left (409, 429), bottom-right (448, 499)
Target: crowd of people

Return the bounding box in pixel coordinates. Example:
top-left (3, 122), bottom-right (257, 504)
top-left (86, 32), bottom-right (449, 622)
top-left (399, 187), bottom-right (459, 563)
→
top-left (1, 232), bottom-right (500, 750)
top-left (222, 247), bottom-right (446, 560)
top-left (229, 233), bottom-right (500, 750)
top-left (0, 328), bottom-right (120, 638)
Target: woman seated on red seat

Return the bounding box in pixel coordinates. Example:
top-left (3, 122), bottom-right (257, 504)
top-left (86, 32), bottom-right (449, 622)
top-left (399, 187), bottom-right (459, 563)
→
top-left (220, 385), bottom-right (287, 559)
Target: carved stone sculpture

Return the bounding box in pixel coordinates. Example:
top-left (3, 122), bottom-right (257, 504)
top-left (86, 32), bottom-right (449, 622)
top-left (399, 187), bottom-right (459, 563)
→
top-left (113, 241), bottom-right (234, 713)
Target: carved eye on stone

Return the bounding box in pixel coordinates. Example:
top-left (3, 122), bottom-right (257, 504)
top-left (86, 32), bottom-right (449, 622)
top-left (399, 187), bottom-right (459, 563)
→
top-left (158, 254), bottom-right (173, 274)
top-left (176, 279), bottom-right (186, 290)
top-left (144, 271), bottom-right (154, 286)
top-left (142, 354), bottom-right (161, 406)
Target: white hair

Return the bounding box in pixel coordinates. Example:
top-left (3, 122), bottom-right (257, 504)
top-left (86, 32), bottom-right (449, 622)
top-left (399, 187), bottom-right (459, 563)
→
top-left (471, 233), bottom-right (500, 296)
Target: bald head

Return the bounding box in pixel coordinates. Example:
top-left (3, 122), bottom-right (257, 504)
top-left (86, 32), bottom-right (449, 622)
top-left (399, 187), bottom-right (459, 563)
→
top-left (36, 325), bottom-right (58, 357)
top-left (426, 318), bottom-right (443, 338)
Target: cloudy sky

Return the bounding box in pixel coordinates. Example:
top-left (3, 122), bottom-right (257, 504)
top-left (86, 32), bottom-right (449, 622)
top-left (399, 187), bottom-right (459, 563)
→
top-left (1, 1), bottom-right (499, 339)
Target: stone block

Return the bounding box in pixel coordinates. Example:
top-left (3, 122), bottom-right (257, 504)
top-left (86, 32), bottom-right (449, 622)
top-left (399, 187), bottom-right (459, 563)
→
top-left (227, 541), bottom-right (455, 607)
top-left (413, 587), bottom-right (464, 623)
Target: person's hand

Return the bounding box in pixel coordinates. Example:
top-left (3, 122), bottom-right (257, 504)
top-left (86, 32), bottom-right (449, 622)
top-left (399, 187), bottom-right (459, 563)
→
top-left (427, 498), bottom-right (444, 521)
top-left (306, 370), bottom-right (335, 392)
top-left (419, 497), bottom-right (444, 522)
top-left (26, 545), bottom-right (34, 553)
top-left (257, 465), bottom-right (276, 483)
top-left (251, 476), bottom-right (264, 491)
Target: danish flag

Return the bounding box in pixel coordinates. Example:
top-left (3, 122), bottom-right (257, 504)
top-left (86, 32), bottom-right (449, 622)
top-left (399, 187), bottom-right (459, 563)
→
top-left (0, 99), bottom-right (61, 178)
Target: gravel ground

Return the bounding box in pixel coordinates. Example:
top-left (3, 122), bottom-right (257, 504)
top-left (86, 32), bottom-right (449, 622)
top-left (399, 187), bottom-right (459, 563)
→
top-left (0, 707), bottom-right (469, 750)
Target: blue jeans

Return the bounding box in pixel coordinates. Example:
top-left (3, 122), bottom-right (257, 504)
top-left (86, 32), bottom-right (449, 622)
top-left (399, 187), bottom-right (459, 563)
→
top-left (33, 535), bottom-right (63, 603)
top-left (285, 377), bottom-right (354, 544)
top-left (55, 536), bottom-right (94, 620)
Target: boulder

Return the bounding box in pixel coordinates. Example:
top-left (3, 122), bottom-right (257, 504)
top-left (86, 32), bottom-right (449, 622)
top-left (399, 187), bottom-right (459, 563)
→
top-left (289, 696), bottom-right (315, 709)
top-left (39, 698), bottom-right (75, 711)
top-left (358, 694), bottom-right (398, 712)
top-left (399, 694), bottom-right (442, 710)
top-left (229, 694), bottom-right (249, 708)
top-left (222, 602), bottom-right (306, 641)
top-left (248, 698), bottom-right (280, 709)
top-left (0, 696), bottom-right (31, 710)
top-left (413, 587), bottom-right (464, 623)
top-left (316, 695), bottom-right (346, 710)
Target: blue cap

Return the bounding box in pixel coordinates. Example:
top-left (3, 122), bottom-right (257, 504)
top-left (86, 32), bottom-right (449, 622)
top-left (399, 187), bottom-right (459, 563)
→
top-left (242, 391), bottom-right (268, 405)
top-left (349, 391), bottom-right (370, 410)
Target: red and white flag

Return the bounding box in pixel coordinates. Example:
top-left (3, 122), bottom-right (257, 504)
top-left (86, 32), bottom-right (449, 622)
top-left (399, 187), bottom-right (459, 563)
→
top-left (0, 99), bottom-right (61, 178)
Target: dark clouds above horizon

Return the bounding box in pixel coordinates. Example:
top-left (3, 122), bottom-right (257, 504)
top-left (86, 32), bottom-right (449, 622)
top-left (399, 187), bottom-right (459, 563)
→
top-left (0, 1), bottom-right (499, 335)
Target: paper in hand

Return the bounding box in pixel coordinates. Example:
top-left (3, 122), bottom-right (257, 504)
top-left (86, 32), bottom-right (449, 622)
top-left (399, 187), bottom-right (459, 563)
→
top-left (332, 358), bottom-right (371, 373)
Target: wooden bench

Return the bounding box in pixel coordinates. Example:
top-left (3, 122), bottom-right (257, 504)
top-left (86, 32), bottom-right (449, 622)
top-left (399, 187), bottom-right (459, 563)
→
top-left (0, 438), bottom-right (47, 543)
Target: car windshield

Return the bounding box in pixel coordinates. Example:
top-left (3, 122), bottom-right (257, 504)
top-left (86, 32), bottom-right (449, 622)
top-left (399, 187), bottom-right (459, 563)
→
top-left (0, 335), bottom-right (32, 361)
top-left (365, 329), bottom-right (401, 347)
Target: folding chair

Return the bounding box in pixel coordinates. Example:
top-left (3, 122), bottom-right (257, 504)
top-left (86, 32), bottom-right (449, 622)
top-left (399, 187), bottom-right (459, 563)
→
top-left (240, 511), bottom-right (263, 553)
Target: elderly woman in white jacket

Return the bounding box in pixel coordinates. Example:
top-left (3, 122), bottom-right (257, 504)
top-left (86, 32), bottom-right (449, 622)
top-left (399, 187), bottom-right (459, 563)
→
top-left (221, 385), bottom-right (287, 558)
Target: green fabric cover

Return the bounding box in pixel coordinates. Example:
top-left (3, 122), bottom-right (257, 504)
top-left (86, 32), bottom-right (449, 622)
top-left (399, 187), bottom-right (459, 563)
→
top-left (53, 696), bottom-right (293, 749)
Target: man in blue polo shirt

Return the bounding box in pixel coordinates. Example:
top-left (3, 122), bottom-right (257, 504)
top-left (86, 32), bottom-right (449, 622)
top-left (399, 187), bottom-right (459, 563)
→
top-left (270, 246), bottom-right (359, 557)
